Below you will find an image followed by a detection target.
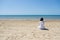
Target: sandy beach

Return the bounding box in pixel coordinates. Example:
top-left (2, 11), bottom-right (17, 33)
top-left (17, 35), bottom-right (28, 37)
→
top-left (0, 20), bottom-right (60, 40)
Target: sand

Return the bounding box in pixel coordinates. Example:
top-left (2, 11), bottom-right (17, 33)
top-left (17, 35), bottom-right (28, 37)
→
top-left (0, 20), bottom-right (60, 40)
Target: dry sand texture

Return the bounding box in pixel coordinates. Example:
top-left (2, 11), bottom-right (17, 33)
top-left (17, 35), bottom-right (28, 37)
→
top-left (0, 20), bottom-right (60, 40)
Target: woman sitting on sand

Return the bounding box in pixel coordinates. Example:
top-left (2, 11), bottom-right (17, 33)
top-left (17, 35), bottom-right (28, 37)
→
top-left (38, 17), bottom-right (48, 30)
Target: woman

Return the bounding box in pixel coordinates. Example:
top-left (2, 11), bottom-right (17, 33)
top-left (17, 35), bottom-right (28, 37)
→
top-left (38, 17), bottom-right (48, 30)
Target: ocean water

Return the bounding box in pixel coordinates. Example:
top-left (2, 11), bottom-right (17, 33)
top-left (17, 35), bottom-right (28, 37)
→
top-left (0, 15), bottom-right (60, 20)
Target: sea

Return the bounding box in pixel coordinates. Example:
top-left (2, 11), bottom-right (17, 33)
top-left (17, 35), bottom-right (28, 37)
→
top-left (0, 15), bottom-right (60, 20)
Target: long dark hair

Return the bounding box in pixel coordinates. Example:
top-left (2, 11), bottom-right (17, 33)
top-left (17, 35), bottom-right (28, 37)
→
top-left (40, 17), bottom-right (44, 21)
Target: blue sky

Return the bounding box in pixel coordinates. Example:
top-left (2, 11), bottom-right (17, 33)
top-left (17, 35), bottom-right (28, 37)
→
top-left (0, 0), bottom-right (60, 15)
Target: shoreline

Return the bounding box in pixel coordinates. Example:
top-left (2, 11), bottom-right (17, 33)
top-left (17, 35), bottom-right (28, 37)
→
top-left (0, 19), bottom-right (60, 21)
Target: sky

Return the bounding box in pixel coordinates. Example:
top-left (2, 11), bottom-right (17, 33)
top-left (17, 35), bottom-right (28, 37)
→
top-left (0, 0), bottom-right (60, 15)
